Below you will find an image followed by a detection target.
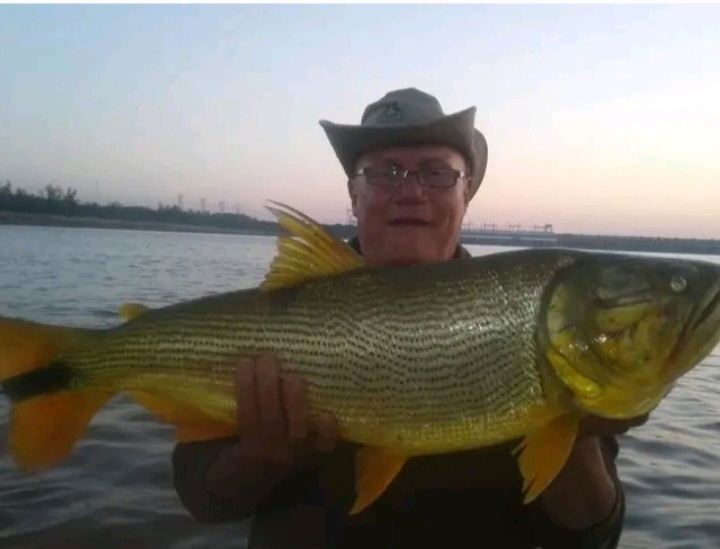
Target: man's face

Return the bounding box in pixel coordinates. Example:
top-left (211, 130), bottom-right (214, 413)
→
top-left (348, 144), bottom-right (471, 267)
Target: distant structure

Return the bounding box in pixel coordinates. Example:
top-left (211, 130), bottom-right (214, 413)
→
top-left (465, 222), bottom-right (554, 234)
top-left (461, 221), bottom-right (556, 246)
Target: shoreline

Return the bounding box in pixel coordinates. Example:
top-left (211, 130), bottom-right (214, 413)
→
top-left (0, 211), bottom-right (280, 237)
top-left (2, 211), bottom-right (720, 257)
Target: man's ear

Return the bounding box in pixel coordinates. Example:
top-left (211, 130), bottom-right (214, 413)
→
top-left (463, 176), bottom-right (471, 209)
top-left (347, 178), bottom-right (359, 216)
top-left (463, 158), bottom-right (472, 206)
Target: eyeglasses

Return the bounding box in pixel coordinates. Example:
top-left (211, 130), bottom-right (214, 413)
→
top-left (353, 166), bottom-right (468, 189)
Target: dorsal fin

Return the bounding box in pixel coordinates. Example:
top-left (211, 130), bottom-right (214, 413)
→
top-left (262, 201), bottom-right (365, 291)
top-left (119, 303), bottom-right (151, 321)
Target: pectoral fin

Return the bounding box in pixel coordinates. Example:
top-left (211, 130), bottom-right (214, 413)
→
top-left (350, 447), bottom-right (407, 515)
top-left (513, 412), bottom-right (580, 504)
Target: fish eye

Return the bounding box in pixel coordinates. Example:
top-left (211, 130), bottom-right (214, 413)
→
top-left (670, 275), bottom-right (687, 293)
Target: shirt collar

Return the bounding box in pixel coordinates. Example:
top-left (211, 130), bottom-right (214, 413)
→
top-left (346, 236), bottom-right (472, 261)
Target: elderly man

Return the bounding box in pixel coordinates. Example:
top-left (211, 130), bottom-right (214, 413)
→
top-left (173, 88), bottom-right (643, 548)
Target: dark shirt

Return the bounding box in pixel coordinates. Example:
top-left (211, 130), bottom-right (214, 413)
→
top-left (247, 439), bottom-right (625, 549)
top-left (173, 239), bottom-right (627, 548)
top-left (174, 436), bottom-right (625, 549)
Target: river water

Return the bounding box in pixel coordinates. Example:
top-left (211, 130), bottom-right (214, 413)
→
top-left (0, 224), bottom-right (718, 549)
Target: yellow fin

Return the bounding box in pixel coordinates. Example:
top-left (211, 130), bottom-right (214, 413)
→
top-left (11, 390), bottom-right (114, 472)
top-left (129, 391), bottom-right (238, 443)
top-left (513, 412), bottom-right (580, 504)
top-left (350, 447), bottom-right (407, 515)
top-left (119, 303), bottom-right (151, 322)
top-left (262, 201), bottom-right (365, 291)
top-left (0, 315), bottom-right (109, 471)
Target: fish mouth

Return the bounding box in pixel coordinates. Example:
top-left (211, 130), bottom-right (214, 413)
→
top-left (691, 283), bottom-right (720, 331)
top-left (668, 279), bottom-right (720, 378)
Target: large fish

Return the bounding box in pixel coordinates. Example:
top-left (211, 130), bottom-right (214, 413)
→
top-left (1, 202), bottom-right (720, 515)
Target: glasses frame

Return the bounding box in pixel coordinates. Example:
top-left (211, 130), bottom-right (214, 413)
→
top-left (352, 166), bottom-right (469, 189)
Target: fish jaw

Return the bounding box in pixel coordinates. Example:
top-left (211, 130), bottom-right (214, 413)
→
top-left (665, 276), bottom-right (720, 383)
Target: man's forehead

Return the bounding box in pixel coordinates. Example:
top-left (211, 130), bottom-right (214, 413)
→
top-left (357, 144), bottom-right (465, 165)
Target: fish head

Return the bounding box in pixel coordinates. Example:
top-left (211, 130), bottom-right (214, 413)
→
top-left (541, 254), bottom-right (720, 419)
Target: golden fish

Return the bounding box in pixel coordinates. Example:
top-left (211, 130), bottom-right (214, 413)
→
top-left (2, 202), bottom-right (720, 515)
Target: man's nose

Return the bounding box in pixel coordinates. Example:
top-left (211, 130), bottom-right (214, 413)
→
top-left (394, 173), bottom-right (426, 201)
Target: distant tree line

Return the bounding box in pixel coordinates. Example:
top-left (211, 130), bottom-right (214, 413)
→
top-left (4, 180), bottom-right (717, 256)
top-left (0, 180), bottom-right (356, 237)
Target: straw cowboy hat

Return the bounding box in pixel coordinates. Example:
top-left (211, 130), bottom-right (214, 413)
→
top-left (319, 87), bottom-right (489, 199)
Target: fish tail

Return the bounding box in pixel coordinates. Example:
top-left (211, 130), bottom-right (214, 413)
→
top-left (0, 315), bottom-right (113, 472)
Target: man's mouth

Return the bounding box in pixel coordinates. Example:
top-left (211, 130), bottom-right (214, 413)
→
top-left (387, 218), bottom-right (432, 227)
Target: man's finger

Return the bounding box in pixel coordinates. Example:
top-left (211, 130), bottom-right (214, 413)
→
top-left (580, 413), bottom-right (650, 437)
top-left (256, 355), bottom-right (284, 432)
top-left (235, 358), bottom-right (258, 433)
top-left (313, 412), bottom-right (340, 453)
top-left (624, 413), bottom-right (650, 429)
top-left (282, 373), bottom-right (309, 443)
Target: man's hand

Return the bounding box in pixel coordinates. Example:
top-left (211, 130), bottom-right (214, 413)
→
top-left (204, 355), bottom-right (340, 502)
top-left (172, 355), bottom-right (339, 522)
top-left (579, 413), bottom-right (649, 438)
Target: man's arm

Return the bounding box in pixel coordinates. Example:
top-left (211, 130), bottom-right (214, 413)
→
top-left (526, 437), bottom-right (624, 548)
top-left (172, 437), bottom-right (293, 523)
top-left (537, 436), bottom-right (618, 529)
top-left (526, 415), bottom-right (647, 548)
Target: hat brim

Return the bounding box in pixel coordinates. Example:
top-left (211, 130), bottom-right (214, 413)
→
top-left (320, 107), bottom-right (488, 199)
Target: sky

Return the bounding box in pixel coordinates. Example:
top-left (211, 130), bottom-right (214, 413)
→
top-left (1, 4), bottom-right (719, 238)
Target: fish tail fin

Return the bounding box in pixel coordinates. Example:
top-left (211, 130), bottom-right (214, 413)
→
top-left (0, 315), bottom-right (98, 380)
top-left (0, 315), bottom-right (113, 472)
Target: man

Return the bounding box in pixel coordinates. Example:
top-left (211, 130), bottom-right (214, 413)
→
top-left (172, 88), bottom-right (646, 548)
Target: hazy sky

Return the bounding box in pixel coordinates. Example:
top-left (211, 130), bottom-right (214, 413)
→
top-left (1, 4), bottom-right (719, 238)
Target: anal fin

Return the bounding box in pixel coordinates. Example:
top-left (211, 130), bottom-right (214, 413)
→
top-left (119, 303), bottom-right (151, 322)
top-left (129, 390), bottom-right (238, 443)
top-left (513, 412), bottom-right (580, 504)
top-left (350, 447), bottom-right (407, 515)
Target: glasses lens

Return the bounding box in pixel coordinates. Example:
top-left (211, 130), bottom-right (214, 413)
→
top-left (361, 167), bottom-right (402, 187)
top-left (421, 169), bottom-right (459, 188)
top-left (358, 167), bottom-right (461, 188)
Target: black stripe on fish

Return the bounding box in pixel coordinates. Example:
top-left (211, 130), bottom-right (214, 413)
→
top-left (1, 361), bottom-right (75, 402)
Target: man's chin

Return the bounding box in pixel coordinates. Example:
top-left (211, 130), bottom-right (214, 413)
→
top-left (380, 240), bottom-right (438, 266)
top-left (384, 256), bottom-right (424, 267)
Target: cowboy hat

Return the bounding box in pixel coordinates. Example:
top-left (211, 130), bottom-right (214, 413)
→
top-left (319, 87), bottom-right (488, 199)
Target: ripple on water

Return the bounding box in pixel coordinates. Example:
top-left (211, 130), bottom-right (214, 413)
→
top-left (0, 398), bottom-right (251, 548)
